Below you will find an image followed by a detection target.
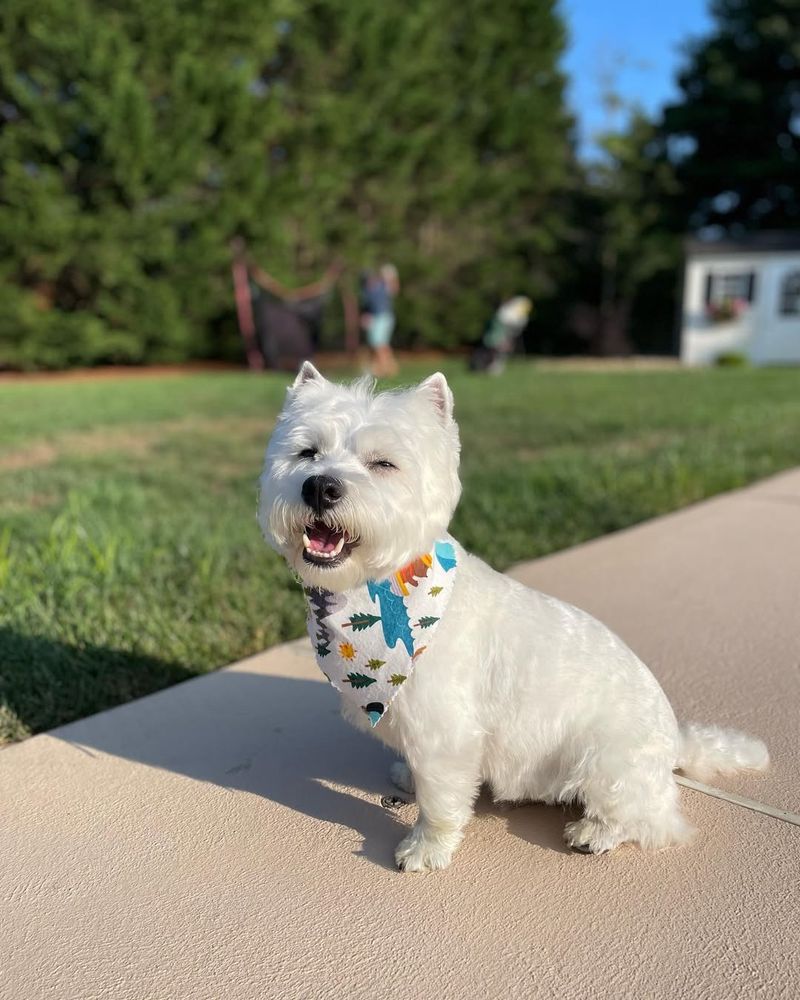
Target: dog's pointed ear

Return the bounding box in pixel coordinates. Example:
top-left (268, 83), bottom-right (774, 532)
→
top-left (292, 360), bottom-right (326, 390)
top-left (417, 372), bottom-right (454, 424)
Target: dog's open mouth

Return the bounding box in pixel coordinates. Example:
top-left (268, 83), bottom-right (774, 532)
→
top-left (302, 520), bottom-right (354, 567)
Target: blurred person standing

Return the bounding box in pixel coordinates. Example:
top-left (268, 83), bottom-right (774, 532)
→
top-left (361, 263), bottom-right (400, 376)
top-left (471, 295), bottom-right (532, 374)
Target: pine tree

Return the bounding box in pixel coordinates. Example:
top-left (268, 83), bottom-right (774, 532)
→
top-left (0, 0), bottom-right (291, 367)
top-left (270, 0), bottom-right (573, 349)
top-left (563, 113), bottom-right (681, 355)
top-left (342, 613), bottom-right (382, 632)
top-left (0, 0), bottom-right (573, 366)
top-left (661, 0), bottom-right (800, 232)
top-left (343, 672), bottom-right (377, 689)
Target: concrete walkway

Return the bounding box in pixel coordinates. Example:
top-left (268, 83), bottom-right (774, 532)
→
top-left (3, 471), bottom-right (800, 1000)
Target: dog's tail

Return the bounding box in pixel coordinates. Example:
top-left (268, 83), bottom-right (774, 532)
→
top-left (676, 722), bottom-right (769, 782)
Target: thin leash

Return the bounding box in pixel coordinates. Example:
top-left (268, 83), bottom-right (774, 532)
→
top-left (675, 774), bottom-right (800, 828)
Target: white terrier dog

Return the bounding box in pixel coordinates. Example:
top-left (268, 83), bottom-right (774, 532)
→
top-left (258, 363), bottom-right (768, 871)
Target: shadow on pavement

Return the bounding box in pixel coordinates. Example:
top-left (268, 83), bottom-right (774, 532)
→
top-left (48, 656), bottom-right (573, 868)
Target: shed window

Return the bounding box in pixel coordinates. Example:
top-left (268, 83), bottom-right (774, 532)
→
top-left (704, 271), bottom-right (756, 305)
top-left (779, 271), bottom-right (800, 315)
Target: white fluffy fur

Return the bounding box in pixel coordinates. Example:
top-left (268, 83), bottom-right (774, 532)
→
top-left (259, 363), bottom-right (769, 871)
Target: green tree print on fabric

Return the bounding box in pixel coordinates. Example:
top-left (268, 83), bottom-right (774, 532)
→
top-left (342, 612), bottom-right (382, 632)
top-left (304, 535), bottom-right (459, 727)
top-left (342, 672), bottom-right (377, 689)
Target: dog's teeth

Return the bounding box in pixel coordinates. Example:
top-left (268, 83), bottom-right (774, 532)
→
top-left (332, 536), bottom-right (345, 556)
top-left (302, 532), bottom-right (311, 550)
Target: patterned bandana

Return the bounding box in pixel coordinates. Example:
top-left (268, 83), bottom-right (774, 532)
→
top-left (304, 537), bottom-right (458, 726)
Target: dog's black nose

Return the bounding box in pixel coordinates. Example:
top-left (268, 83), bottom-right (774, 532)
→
top-left (302, 475), bottom-right (344, 515)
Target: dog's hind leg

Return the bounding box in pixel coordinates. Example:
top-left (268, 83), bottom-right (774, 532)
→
top-left (564, 756), bottom-right (693, 854)
top-left (394, 753), bottom-right (482, 872)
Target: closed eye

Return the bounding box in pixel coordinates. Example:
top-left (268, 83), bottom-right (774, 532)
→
top-left (369, 459), bottom-right (397, 471)
top-left (298, 447), bottom-right (318, 460)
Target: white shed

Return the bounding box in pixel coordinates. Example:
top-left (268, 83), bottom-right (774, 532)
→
top-left (679, 232), bottom-right (800, 366)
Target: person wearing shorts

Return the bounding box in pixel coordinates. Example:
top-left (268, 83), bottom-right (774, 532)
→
top-left (361, 264), bottom-right (399, 376)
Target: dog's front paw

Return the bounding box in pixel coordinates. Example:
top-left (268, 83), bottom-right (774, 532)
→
top-left (389, 761), bottom-right (415, 795)
top-left (395, 825), bottom-right (458, 872)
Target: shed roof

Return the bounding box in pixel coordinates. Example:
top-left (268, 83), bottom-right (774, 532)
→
top-left (686, 230), bottom-right (800, 256)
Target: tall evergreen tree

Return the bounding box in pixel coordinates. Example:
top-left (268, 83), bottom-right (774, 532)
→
top-left (0, 0), bottom-right (294, 366)
top-left (224, 0), bottom-right (575, 349)
top-left (0, 0), bottom-right (573, 367)
top-left (576, 114), bottom-right (681, 355)
top-left (661, 0), bottom-right (800, 233)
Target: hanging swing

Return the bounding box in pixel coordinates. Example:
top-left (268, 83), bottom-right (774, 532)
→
top-left (230, 240), bottom-right (357, 371)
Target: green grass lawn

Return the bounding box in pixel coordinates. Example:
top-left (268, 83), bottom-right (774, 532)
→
top-left (3, 361), bottom-right (800, 744)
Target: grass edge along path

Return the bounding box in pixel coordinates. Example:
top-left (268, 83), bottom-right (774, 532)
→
top-left (2, 363), bottom-right (800, 743)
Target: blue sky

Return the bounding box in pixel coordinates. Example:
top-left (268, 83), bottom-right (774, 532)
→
top-left (561, 0), bottom-right (713, 156)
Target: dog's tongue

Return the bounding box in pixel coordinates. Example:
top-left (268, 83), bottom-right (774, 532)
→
top-left (306, 521), bottom-right (345, 553)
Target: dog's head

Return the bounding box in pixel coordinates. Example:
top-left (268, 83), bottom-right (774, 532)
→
top-left (258, 362), bottom-right (461, 591)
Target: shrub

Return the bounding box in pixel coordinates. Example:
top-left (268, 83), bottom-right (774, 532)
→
top-left (715, 351), bottom-right (749, 368)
